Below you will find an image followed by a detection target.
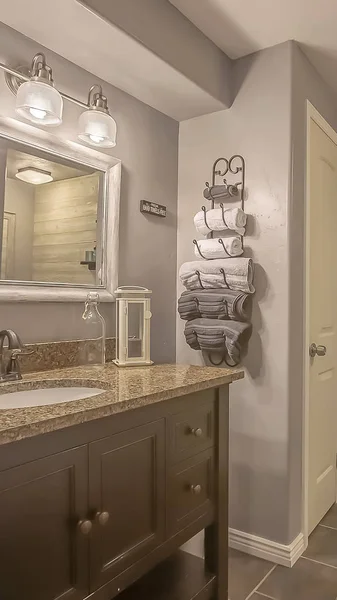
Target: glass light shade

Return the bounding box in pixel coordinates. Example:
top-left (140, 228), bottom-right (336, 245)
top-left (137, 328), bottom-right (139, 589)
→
top-left (16, 80), bottom-right (63, 125)
top-left (15, 167), bottom-right (53, 185)
top-left (78, 109), bottom-right (117, 148)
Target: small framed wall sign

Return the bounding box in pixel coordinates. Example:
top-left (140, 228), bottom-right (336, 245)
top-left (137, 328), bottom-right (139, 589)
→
top-left (140, 200), bottom-right (167, 218)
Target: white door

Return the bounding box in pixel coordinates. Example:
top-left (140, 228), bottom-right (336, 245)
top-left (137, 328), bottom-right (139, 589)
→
top-left (308, 118), bottom-right (337, 534)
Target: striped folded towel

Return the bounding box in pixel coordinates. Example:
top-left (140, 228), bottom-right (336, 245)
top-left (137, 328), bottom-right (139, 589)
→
top-left (178, 289), bottom-right (251, 322)
top-left (184, 318), bottom-right (252, 365)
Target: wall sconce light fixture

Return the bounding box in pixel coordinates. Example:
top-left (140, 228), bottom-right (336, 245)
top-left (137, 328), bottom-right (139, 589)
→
top-left (78, 85), bottom-right (117, 148)
top-left (15, 54), bottom-right (63, 126)
top-left (0, 53), bottom-right (117, 148)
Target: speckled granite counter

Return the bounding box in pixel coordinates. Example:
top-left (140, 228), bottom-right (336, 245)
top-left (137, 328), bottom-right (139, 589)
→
top-left (0, 363), bottom-right (243, 445)
top-left (20, 338), bottom-right (116, 373)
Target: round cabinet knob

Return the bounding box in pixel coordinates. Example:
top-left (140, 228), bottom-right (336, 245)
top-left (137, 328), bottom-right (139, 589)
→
top-left (96, 511), bottom-right (110, 526)
top-left (190, 427), bottom-right (203, 438)
top-left (78, 519), bottom-right (92, 535)
top-left (190, 484), bottom-right (202, 495)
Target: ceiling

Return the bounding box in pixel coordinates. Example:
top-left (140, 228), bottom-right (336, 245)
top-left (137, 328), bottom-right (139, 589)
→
top-left (170, 0), bottom-right (337, 97)
top-left (5, 149), bottom-right (93, 182)
top-left (0, 0), bottom-right (226, 121)
top-left (169, 0), bottom-right (337, 59)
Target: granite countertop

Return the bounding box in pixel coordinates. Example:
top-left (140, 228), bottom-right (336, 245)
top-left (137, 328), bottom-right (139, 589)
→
top-left (0, 363), bottom-right (244, 446)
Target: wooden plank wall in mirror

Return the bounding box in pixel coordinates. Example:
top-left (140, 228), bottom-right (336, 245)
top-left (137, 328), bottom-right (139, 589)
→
top-left (0, 118), bottom-right (121, 302)
top-left (1, 144), bottom-right (102, 285)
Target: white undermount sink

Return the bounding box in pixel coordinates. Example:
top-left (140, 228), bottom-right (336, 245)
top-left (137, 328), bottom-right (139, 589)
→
top-left (0, 386), bottom-right (105, 409)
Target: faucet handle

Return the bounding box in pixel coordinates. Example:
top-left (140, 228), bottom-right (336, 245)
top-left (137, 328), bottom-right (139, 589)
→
top-left (5, 354), bottom-right (21, 379)
top-left (11, 348), bottom-right (34, 357)
top-left (5, 348), bottom-right (34, 380)
top-left (0, 331), bottom-right (34, 382)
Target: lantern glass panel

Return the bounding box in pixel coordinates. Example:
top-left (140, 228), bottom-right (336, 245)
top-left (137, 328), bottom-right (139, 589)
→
top-left (128, 301), bottom-right (144, 359)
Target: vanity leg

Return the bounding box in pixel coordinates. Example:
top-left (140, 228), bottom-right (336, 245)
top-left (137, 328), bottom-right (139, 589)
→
top-left (204, 385), bottom-right (229, 600)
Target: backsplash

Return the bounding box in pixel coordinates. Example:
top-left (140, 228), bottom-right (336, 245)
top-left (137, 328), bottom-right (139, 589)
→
top-left (20, 338), bottom-right (116, 373)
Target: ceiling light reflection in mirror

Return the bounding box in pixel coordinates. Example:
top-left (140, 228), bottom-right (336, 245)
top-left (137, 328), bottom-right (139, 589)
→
top-left (15, 167), bottom-right (53, 185)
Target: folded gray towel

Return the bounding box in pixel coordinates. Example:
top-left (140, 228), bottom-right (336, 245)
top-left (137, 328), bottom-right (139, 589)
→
top-left (184, 318), bottom-right (252, 365)
top-left (178, 290), bottom-right (251, 322)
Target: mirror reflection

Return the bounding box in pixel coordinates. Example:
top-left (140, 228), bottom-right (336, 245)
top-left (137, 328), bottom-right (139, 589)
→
top-left (0, 139), bottom-right (104, 286)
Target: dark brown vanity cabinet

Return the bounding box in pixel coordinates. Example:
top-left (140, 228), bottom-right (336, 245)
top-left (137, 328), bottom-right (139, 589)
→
top-left (0, 387), bottom-right (229, 600)
top-left (0, 422), bottom-right (165, 600)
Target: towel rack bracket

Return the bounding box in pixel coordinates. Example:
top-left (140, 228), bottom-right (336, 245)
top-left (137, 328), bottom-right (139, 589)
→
top-left (207, 349), bottom-right (240, 368)
top-left (205, 154), bottom-right (246, 211)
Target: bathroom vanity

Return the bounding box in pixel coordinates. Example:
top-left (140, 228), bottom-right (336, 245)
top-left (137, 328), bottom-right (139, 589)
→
top-left (0, 363), bottom-right (243, 600)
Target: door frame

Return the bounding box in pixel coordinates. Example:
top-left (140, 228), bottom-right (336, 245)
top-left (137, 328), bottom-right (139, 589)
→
top-left (1, 211), bottom-right (16, 279)
top-left (303, 100), bottom-right (337, 546)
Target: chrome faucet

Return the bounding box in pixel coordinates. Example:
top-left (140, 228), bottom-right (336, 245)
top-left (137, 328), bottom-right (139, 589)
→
top-left (0, 330), bottom-right (33, 382)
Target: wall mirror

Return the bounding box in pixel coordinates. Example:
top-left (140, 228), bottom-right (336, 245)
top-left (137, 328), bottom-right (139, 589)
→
top-left (0, 118), bottom-right (120, 302)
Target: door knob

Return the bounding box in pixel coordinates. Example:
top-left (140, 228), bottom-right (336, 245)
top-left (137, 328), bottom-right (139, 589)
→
top-left (95, 511), bottom-right (110, 526)
top-left (190, 484), bottom-right (202, 495)
top-left (309, 343), bottom-right (327, 358)
top-left (77, 519), bottom-right (93, 535)
top-left (190, 427), bottom-right (203, 437)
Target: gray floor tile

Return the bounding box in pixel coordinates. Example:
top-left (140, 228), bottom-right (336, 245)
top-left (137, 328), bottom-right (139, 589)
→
top-left (228, 548), bottom-right (274, 600)
top-left (258, 557), bottom-right (337, 599)
top-left (321, 504), bottom-right (337, 530)
top-left (303, 525), bottom-right (337, 567)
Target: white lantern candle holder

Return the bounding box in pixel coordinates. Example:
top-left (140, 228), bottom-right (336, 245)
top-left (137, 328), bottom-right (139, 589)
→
top-left (113, 286), bottom-right (153, 367)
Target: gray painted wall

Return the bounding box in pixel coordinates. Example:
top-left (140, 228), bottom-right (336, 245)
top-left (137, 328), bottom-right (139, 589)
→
top-left (0, 22), bottom-right (178, 363)
top-left (177, 42), bottom-right (293, 545)
top-left (178, 41), bottom-right (337, 550)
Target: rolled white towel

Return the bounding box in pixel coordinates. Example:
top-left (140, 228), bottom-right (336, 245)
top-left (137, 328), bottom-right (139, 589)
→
top-left (194, 237), bottom-right (243, 259)
top-left (194, 207), bottom-right (247, 237)
top-left (179, 258), bottom-right (255, 294)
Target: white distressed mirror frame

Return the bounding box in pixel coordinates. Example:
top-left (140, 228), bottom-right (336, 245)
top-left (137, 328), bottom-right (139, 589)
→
top-left (0, 117), bottom-right (121, 302)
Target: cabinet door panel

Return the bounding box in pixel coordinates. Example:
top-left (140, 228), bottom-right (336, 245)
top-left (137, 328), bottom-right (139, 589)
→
top-left (0, 446), bottom-right (89, 600)
top-left (89, 420), bottom-right (165, 591)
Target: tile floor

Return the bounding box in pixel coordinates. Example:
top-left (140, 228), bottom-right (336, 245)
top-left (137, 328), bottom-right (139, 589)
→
top-left (229, 503), bottom-right (337, 600)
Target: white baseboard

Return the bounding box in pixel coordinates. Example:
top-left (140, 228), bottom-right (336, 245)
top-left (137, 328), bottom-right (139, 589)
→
top-left (229, 528), bottom-right (306, 567)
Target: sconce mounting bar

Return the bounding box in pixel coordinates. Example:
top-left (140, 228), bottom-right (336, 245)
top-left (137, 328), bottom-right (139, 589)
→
top-left (0, 61), bottom-right (88, 109)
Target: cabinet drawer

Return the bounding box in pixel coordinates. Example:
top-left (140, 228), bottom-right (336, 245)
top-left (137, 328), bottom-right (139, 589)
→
top-left (168, 449), bottom-right (214, 535)
top-left (168, 401), bottom-right (215, 463)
